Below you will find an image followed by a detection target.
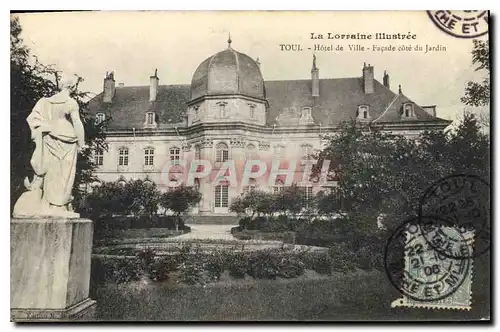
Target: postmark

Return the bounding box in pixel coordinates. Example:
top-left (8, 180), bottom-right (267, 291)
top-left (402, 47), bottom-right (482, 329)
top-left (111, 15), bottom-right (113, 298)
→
top-left (385, 217), bottom-right (473, 309)
top-left (418, 174), bottom-right (490, 258)
top-left (427, 10), bottom-right (489, 39)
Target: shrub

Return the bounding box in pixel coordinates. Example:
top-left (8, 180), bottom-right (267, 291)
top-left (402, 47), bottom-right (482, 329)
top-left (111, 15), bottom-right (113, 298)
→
top-left (238, 217), bottom-right (252, 230)
top-left (226, 252), bottom-right (247, 279)
top-left (246, 251), bottom-right (280, 280)
top-left (309, 252), bottom-right (334, 275)
top-left (91, 256), bottom-right (143, 284)
top-left (277, 255), bottom-right (305, 278)
top-left (203, 252), bottom-right (225, 281)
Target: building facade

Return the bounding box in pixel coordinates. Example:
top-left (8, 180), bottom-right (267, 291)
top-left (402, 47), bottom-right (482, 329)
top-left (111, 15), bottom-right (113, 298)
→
top-left (88, 39), bottom-right (451, 215)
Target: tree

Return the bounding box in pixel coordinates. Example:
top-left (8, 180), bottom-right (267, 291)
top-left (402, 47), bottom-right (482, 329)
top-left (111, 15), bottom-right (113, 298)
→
top-left (313, 115), bottom-right (489, 233)
top-left (273, 184), bottom-right (304, 219)
top-left (461, 39), bottom-right (490, 128)
top-left (10, 16), bottom-right (107, 212)
top-left (160, 186), bottom-right (201, 231)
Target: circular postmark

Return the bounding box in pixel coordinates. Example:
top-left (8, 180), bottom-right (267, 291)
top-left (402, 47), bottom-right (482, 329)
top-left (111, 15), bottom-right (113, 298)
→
top-left (427, 10), bottom-right (489, 39)
top-left (418, 174), bottom-right (490, 258)
top-left (384, 217), bottom-right (472, 302)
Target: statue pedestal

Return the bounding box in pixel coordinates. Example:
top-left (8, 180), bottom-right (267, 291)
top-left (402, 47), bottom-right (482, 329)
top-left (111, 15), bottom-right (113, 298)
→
top-left (10, 218), bottom-right (96, 321)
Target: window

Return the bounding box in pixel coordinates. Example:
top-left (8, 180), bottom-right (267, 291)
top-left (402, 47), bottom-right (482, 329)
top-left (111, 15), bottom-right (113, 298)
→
top-left (170, 146), bottom-right (180, 165)
top-left (214, 184), bottom-right (229, 208)
top-left (216, 142), bottom-right (229, 162)
top-left (146, 112), bottom-right (155, 125)
top-left (246, 143), bottom-right (256, 160)
top-left (194, 178), bottom-right (200, 191)
top-left (118, 179), bottom-right (127, 187)
top-left (301, 186), bottom-right (313, 208)
top-left (193, 106), bottom-right (200, 120)
top-left (96, 113), bottom-right (105, 124)
top-left (118, 147), bottom-right (129, 166)
top-left (301, 144), bottom-right (313, 160)
top-left (194, 144), bottom-right (201, 160)
top-left (94, 148), bottom-right (104, 166)
top-left (249, 104), bottom-right (255, 119)
top-left (273, 179), bottom-right (285, 194)
top-left (144, 148), bottom-right (154, 166)
top-left (243, 178), bottom-right (257, 194)
top-left (274, 144), bottom-right (285, 160)
top-left (218, 102), bottom-right (227, 118)
top-left (403, 103), bottom-right (413, 118)
top-left (302, 107), bottom-right (312, 118)
top-left (357, 105), bottom-right (369, 119)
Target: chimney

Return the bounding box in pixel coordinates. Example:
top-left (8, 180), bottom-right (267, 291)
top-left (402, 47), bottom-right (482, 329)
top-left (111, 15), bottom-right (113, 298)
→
top-left (103, 71), bottom-right (116, 103)
top-left (311, 54), bottom-right (319, 97)
top-left (150, 69), bottom-right (159, 102)
top-left (422, 105), bottom-right (437, 117)
top-left (383, 70), bottom-right (390, 89)
top-left (362, 63), bottom-right (374, 94)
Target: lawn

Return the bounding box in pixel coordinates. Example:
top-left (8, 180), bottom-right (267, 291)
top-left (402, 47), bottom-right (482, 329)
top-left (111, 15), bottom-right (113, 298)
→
top-left (90, 265), bottom-right (489, 321)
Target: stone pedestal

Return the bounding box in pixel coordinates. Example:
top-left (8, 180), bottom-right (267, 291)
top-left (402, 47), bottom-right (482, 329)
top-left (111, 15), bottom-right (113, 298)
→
top-left (11, 218), bottom-right (96, 322)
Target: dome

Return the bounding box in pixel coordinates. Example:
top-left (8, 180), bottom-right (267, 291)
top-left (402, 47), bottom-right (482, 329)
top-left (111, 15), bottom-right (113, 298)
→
top-left (190, 46), bottom-right (265, 101)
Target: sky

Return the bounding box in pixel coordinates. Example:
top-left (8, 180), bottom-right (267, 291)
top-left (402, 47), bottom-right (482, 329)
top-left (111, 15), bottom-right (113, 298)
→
top-left (15, 11), bottom-right (489, 122)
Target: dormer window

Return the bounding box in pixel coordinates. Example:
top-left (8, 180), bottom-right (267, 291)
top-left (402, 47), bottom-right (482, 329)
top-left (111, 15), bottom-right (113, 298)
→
top-left (299, 107), bottom-right (314, 125)
top-left (357, 105), bottom-right (370, 120)
top-left (403, 103), bottom-right (414, 118)
top-left (96, 113), bottom-right (105, 124)
top-left (146, 112), bottom-right (155, 125)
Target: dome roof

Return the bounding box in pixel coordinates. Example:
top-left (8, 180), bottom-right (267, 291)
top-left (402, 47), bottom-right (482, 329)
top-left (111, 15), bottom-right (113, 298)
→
top-left (190, 46), bottom-right (265, 101)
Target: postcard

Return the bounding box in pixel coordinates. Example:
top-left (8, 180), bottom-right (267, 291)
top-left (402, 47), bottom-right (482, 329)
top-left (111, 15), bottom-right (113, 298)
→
top-left (10, 10), bottom-right (490, 322)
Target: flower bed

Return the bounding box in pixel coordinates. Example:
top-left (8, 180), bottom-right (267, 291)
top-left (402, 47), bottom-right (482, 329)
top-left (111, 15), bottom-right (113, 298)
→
top-left (91, 246), bottom-right (350, 286)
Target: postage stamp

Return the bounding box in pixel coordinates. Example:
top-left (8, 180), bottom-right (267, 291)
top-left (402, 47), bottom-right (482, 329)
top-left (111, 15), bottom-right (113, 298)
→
top-left (386, 218), bottom-right (474, 310)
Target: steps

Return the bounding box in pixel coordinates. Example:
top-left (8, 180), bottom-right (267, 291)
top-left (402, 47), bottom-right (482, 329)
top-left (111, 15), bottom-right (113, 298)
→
top-left (185, 215), bottom-right (239, 225)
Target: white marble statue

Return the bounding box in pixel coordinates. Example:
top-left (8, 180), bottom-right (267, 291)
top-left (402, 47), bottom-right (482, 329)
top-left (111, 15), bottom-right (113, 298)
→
top-left (13, 77), bottom-right (87, 218)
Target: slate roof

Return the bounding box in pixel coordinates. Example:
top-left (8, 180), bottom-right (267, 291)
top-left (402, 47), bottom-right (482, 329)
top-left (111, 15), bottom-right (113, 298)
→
top-left (190, 48), bottom-right (265, 101)
top-left (87, 77), bottom-right (448, 130)
top-left (87, 84), bottom-right (190, 130)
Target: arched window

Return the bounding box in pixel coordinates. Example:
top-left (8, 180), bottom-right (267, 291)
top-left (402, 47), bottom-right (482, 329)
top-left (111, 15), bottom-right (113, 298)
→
top-left (194, 144), bottom-right (201, 160)
top-left (273, 178), bottom-right (285, 194)
top-left (301, 144), bottom-right (313, 160)
top-left (300, 186), bottom-right (314, 209)
top-left (216, 142), bottom-right (229, 162)
top-left (403, 103), bottom-right (413, 118)
top-left (144, 147), bottom-right (154, 166)
top-left (194, 178), bottom-right (200, 191)
top-left (96, 113), bottom-right (106, 124)
top-left (214, 184), bottom-right (229, 208)
top-left (193, 105), bottom-right (200, 120)
top-left (246, 143), bottom-right (256, 160)
top-left (170, 146), bottom-right (180, 165)
top-left (274, 144), bottom-right (285, 160)
top-left (357, 105), bottom-right (370, 119)
top-left (146, 112), bottom-right (155, 125)
top-left (218, 102), bottom-right (227, 118)
top-left (249, 104), bottom-right (255, 119)
top-left (243, 178), bottom-right (257, 194)
top-left (118, 179), bottom-right (127, 187)
top-left (118, 147), bottom-right (129, 166)
top-left (94, 148), bottom-right (104, 166)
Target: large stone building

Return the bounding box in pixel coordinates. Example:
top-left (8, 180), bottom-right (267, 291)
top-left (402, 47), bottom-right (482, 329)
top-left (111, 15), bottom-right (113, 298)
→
top-left (88, 38), bottom-right (451, 215)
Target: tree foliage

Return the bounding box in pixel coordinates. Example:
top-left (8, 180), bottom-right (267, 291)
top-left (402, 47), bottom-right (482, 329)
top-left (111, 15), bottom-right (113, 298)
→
top-left (314, 114), bottom-right (489, 232)
top-left (159, 186), bottom-right (202, 230)
top-left (461, 39), bottom-right (490, 107)
top-left (10, 16), bottom-right (107, 211)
